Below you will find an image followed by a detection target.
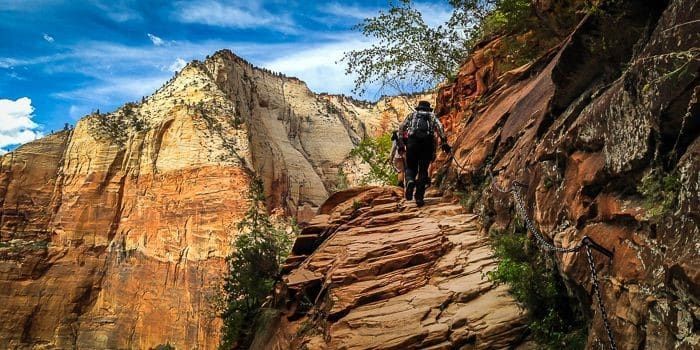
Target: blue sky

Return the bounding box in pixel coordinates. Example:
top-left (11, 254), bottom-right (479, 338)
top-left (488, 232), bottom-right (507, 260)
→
top-left (0, 0), bottom-right (452, 152)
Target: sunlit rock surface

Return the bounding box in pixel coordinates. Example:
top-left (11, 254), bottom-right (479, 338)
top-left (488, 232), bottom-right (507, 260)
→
top-left (255, 187), bottom-right (528, 349)
top-left (0, 51), bottom-right (422, 349)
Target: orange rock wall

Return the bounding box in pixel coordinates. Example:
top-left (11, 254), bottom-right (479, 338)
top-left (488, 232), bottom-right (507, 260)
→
top-left (0, 49), bottom-right (419, 348)
top-left (0, 112), bottom-right (250, 349)
top-left (434, 0), bottom-right (699, 348)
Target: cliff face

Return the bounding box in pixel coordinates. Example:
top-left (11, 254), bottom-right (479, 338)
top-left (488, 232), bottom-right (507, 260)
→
top-left (261, 1), bottom-right (698, 349)
top-left (434, 0), bottom-right (699, 348)
top-left (0, 52), bottom-right (419, 349)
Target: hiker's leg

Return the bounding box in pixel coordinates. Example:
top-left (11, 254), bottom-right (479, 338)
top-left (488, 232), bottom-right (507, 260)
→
top-left (404, 140), bottom-right (419, 200)
top-left (415, 156), bottom-right (430, 202)
top-left (395, 157), bottom-right (405, 187)
top-left (414, 140), bottom-right (433, 203)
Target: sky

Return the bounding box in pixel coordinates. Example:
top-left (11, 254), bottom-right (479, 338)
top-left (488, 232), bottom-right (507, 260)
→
top-left (0, 0), bottom-right (453, 153)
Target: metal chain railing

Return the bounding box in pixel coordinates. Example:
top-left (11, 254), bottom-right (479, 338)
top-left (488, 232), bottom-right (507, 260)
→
top-left (448, 153), bottom-right (474, 174)
top-left (491, 174), bottom-right (617, 350)
top-left (585, 244), bottom-right (618, 350)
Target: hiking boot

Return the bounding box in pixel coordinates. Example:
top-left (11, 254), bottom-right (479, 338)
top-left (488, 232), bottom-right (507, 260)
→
top-left (405, 181), bottom-right (415, 201)
top-left (416, 199), bottom-right (425, 207)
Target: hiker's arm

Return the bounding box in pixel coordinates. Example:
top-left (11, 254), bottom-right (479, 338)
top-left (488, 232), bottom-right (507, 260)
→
top-left (433, 114), bottom-right (447, 143)
top-left (398, 114), bottom-right (409, 134)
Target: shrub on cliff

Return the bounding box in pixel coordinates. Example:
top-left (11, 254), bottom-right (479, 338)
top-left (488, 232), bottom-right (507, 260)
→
top-left (220, 179), bottom-right (295, 349)
top-left (351, 133), bottom-right (399, 186)
top-left (488, 224), bottom-right (587, 349)
top-left (638, 169), bottom-right (681, 219)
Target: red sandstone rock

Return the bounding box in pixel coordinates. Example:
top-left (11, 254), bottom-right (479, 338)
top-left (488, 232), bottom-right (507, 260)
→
top-left (433, 0), bottom-right (700, 348)
top-left (255, 187), bottom-right (528, 349)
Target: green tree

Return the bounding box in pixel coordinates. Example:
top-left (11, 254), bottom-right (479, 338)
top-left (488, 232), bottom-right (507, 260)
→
top-left (342, 0), bottom-right (566, 95)
top-left (351, 133), bottom-right (398, 186)
top-left (343, 0), bottom-right (478, 95)
top-left (220, 179), bottom-right (294, 349)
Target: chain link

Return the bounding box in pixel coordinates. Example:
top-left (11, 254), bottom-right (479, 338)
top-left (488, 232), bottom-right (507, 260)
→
top-left (585, 245), bottom-right (618, 350)
top-left (511, 187), bottom-right (584, 253)
top-left (447, 153), bottom-right (475, 174)
top-left (490, 173), bottom-right (617, 350)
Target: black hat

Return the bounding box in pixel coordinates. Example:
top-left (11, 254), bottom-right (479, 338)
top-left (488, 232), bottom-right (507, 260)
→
top-left (416, 100), bottom-right (432, 111)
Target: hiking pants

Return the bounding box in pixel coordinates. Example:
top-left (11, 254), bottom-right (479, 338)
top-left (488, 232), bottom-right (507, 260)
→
top-left (405, 137), bottom-right (435, 201)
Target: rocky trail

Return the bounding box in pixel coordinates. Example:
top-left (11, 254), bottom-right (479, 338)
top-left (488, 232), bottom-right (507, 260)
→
top-left (255, 186), bottom-right (532, 349)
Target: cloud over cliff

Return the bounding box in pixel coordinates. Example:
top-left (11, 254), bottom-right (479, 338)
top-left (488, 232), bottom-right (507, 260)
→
top-left (0, 97), bottom-right (43, 152)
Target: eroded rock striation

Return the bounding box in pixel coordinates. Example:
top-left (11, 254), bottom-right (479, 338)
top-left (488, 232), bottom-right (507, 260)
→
top-left (433, 0), bottom-right (699, 348)
top-left (254, 187), bottom-right (528, 349)
top-left (0, 51), bottom-right (426, 349)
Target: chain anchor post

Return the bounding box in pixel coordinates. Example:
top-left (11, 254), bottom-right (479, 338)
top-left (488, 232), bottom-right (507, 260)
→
top-left (582, 236), bottom-right (614, 260)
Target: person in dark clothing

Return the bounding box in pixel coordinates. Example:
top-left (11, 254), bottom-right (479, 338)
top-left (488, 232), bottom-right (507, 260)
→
top-left (397, 101), bottom-right (450, 206)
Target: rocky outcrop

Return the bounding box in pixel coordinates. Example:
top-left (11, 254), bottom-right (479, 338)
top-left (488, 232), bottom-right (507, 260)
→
top-left (434, 0), bottom-right (699, 348)
top-left (254, 187), bottom-right (528, 349)
top-left (0, 51), bottom-right (420, 349)
top-left (203, 51), bottom-right (429, 217)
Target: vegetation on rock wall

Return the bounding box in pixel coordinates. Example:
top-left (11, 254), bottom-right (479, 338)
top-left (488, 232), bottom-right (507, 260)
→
top-left (332, 167), bottom-right (350, 192)
top-left (638, 168), bottom-right (682, 219)
top-left (220, 179), bottom-right (295, 349)
top-left (88, 102), bottom-right (149, 145)
top-left (487, 224), bottom-right (587, 349)
top-left (350, 133), bottom-right (399, 186)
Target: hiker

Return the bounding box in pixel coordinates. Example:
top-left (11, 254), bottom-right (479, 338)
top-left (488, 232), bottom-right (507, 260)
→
top-left (389, 130), bottom-right (406, 187)
top-left (397, 101), bottom-right (450, 206)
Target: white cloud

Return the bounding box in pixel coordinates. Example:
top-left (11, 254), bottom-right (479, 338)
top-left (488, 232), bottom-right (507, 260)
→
top-left (0, 97), bottom-right (43, 150)
top-left (43, 33), bottom-right (55, 43)
top-left (68, 105), bottom-right (92, 120)
top-left (414, 2), bottom-right (453, 28)
top-left (7, 71), bottom-right (24, 80)
top-left (53, 76), bottom-right (167, 105)
top-left (147, 33), bottom-right (164, 46)
top-left (319, 3), bottom-right (380, 20)
top-left (168, 57), bottom-right (187, 72)
top-left (90, 0), bottom-right (142, 22)
top-left (262, 35), bottom-right (382, 97)
top-left (172, 0), bottom-right (296, 33)
top-left (319, 2), bottom-right (452, 28)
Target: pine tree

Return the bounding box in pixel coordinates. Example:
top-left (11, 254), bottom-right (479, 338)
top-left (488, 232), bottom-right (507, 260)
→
top-left (220, 179), bottom-right (294, 349)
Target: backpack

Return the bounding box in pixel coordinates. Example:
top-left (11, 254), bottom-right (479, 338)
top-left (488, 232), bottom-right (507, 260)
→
top-left (409, 111), bottom-right (434, 139)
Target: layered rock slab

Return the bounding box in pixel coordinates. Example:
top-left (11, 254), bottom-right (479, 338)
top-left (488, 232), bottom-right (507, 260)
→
top-left (256, 187), bottom-right (528, 349)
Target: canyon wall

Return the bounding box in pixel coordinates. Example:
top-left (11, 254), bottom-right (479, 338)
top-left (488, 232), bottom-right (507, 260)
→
top-left (433, 0), bottom-right (699, 348)
top-left (263, 0), bottom-right (698, 349)
top-left (0, 51), bottom-right (421, 349)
